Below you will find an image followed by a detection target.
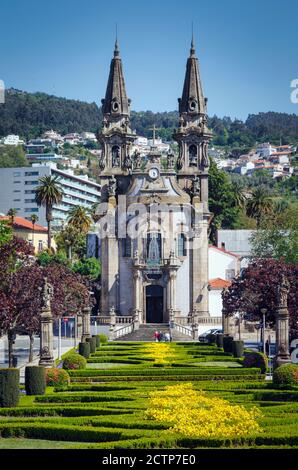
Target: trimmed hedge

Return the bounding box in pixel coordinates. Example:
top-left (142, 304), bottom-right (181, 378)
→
top-left (79, 342), bottom-right (90, 359)
top-left (46, 368), bottom-right (70, 390)
top-left (273, 363), bottom-right (298, 388)
top-left (99, 334), bottom-right (108, 345)
top-left (86, 337), bottom-right (96, 353)
top-left (0, 368), bottom-right (19, 407)
top-left (63, 353), bottom-right (87, 370)
top-left (68, 367), bottom-right (261, 377)
top-left (35, 394), bottom-right (133, 403)
top-left (243, 351), bottom-right (268, 374)
top-left (216, 334), bottom-right (224, 348)
top-left (223, 336), bottom-right (234, 353)
top-left (232, 340), bottom-right (244, 358)
top-left (25, 367), bottom-right (46, 396)
top-left (94, 336), bottom-right (100, 348)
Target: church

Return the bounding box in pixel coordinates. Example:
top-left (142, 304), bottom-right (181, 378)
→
top-left (97, 36), bottom-right (212, 328)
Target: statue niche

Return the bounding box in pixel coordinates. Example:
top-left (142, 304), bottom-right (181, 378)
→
top-left (112, 145), bottom-right (120, 167)
top-left (189, 144), bottom-right (198, 166)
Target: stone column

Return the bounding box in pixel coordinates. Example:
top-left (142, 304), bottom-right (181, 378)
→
top-left (109, 306), bottom-right (116, 340)
top-left (81, 306), bottom-right (91, 342)
top-left (167, 252), bottom-right (179, 319)
top-left (39, 278), bottom-right (54, 367)
top-left (132, 269), bottom-right (141, 330)
top-left (190, 212), bottom-right (209, 317)
top-left (39, 307), bottom-right (54, 367)
top-left (77, 312), bottom-right (83, 341)
top-left (275, 275), bottom-right (291, 368)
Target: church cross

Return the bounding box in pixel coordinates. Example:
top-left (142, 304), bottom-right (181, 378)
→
top-left (149, 124), bottom-right (160, 147)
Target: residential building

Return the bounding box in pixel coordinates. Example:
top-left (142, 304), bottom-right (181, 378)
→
top-left (81, 132), bottom-right (97, 142)
top-left (42, 130), bottom-right (64, 144)
top-left (0, 215), bottom-right (53, 252)
top-left (1, 134), bottom-right (24, 146)
top-left (26, 153), bottom-right (62, 162)
top-left (208, 245), bottom-right (241, 319)
top-left (0, 162), bottom-right (101, 228)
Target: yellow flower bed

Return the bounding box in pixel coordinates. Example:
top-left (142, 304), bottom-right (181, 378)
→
top-left (144, 342), bottom-right (177, 364)
top-left (145, 383), bottom-right (263, 439)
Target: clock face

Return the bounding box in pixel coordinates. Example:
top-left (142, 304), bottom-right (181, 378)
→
top-left (149, 167), bottom-right (159, 180)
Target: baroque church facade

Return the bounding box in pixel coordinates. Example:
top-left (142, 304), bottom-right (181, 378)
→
top-left (97, 37), bottom-right (212, 325)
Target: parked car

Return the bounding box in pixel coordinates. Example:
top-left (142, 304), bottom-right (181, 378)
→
top-left (199, 328), bottom-right (222, 343)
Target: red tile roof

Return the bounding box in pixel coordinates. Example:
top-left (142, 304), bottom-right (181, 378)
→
top-left (209, 278), bottom-right (232, 289)
top-left (0, 216), bottom-right (47, 232)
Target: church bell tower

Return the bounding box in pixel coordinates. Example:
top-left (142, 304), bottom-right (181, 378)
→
top-left (173, 35), bottom-right (212, 319)
top-left (98, 39), bottom-right (136, 201)
top-left (173, 35), bottom-right (212, 209)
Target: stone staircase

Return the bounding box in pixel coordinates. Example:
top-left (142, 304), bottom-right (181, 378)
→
top-left (115, 323), bottom-right (194, 342)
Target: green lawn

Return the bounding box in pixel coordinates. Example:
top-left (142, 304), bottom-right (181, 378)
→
top-left (0, 341), bottom-right (297, 449)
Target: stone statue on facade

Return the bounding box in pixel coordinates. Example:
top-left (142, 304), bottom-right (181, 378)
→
top-left (133, 150), bottom-right (142, 170)
top-left (192, 176), bottom-right (201, 197)
top-left (167, 151), bottom-right (175, 169)
top-left (201, 142), bottom-right (209, 168)
top-left (108, 176), bottom-right (117, 197)
top-left (112, 147), bottom-right (120, 167)
top-left (123, 152), bottom-right (133, 171)
top-left (41, 277), bottom-right (53, 310)
top-left (277, 274), bottom-right (290, 308)
top-left (99, 155), bottom-right (105, 171)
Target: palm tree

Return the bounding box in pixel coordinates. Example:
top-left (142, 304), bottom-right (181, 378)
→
top-left (7, 208), bottom-right (18, 226)
top-left (67, 205), bottom-right (92, 233)
top-left (35, 175), bottom-right (64, 249)
top-left (232, 183), bottom-right (247, 208)
top-left (246, 187), bottom-right (273, 227)
top-left (30, 214), bottom-right (39, 249)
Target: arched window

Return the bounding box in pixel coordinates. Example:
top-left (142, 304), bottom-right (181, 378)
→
top-left (177, 234), bottom-right (187, 257)
top-left (189, 145), bottom-right (197, 165)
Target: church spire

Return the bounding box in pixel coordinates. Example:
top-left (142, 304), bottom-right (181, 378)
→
top-left (178, 36), bottom-right (206, 117)
top-left (101, 39), bottom-right (130, 118)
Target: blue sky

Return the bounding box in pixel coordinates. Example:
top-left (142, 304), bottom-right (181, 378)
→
top-left (1, 0), bottom-right (297, 119)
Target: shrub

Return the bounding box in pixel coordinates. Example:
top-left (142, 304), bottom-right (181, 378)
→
top-left (94, 336), bottom-right (100, 348)
top-left (273, 363), bottom-right (298, 388)
top-left (79, 342), bottom-right (90, 359)
top-left (206, 333), bottom-right (216, 344)
top-left (99, 334), bottom-right (108, 345)
top-left (46, 368), bottom-right (70, 389)
top-left (232, 341), bottom-right (244, 358)
top-left (216, 334), bottom-right (224, 348)
top-left (223, 336), bottom-right (234, 353)
top-left (243, 351), bottom-right (268, 374)
top-left (0, 368), bottom-right (19, 407)
top-left (63, 353), bottom-right (87, 370)
top-left (25, 367), bottom-right (46, 395)
top-left (86, 337), bottom-right (96, 353)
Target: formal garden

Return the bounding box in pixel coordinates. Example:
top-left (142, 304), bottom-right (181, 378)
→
top-left (1, 337), bottom-right (298, 449)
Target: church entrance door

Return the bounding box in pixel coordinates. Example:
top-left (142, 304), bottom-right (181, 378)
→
top-left (146, 285), bottom-right (163, 323)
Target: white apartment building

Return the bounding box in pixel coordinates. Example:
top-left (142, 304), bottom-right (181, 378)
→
top-left (1, 134), bottom-right (24, 146)
top-left (0, 163), bottom-right (101, 228)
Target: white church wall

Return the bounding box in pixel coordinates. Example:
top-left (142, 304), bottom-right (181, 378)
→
top-left (176, 257), bottom-right (190, 315)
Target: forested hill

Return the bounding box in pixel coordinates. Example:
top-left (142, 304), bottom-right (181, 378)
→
top-left (1, 88), bottom-right (298, 146)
